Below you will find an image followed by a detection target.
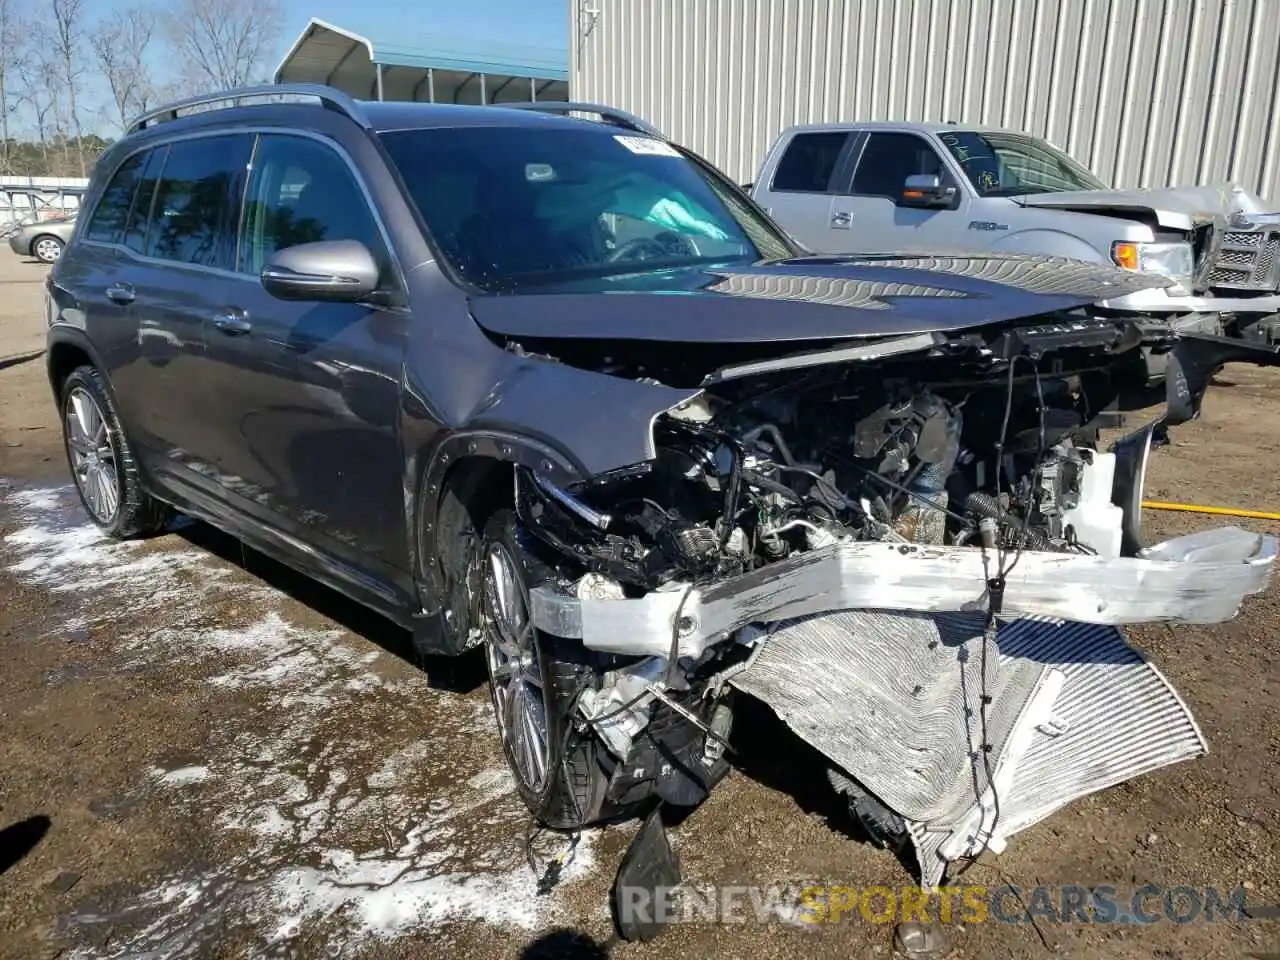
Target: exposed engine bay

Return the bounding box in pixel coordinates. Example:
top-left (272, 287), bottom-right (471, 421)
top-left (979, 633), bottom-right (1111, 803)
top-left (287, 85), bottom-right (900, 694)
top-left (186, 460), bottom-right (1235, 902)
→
top-left (494, 316), bottom-right (1277, 887)
top-left (522, 366), bottom-right (1126, 587)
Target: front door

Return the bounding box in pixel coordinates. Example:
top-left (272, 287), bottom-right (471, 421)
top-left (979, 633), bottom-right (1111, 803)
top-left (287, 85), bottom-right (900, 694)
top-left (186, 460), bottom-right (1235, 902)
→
top-left (826, 132), bottom-right (972, 254)
top-left (201, 132), bottom-right (412, 596)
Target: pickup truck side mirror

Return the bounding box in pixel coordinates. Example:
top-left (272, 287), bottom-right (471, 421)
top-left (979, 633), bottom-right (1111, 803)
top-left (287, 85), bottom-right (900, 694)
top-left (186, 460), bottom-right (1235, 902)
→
top-left (899, 174), bottom-right (958, 210)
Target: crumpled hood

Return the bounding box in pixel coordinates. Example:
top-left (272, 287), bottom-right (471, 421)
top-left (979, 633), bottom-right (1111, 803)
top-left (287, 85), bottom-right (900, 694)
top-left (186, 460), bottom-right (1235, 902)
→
top-left (1012, 182), bottom-right (1276, 231)
top-left (469, 253), bottom-right (1166, 345)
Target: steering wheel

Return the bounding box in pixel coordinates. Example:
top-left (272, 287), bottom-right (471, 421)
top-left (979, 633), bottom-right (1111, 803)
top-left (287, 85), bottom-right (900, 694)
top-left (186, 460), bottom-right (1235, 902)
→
top-left (607, 231), bottom-right (698, 263)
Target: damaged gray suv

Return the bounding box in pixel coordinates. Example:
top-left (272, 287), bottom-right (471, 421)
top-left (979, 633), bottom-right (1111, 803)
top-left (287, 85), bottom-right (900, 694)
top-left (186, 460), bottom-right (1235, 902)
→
top-left (45, 85), bottom-right (1279, 891)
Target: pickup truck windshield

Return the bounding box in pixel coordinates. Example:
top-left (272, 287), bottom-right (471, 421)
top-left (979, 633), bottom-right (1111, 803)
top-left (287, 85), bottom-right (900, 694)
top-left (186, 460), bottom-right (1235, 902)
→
top-left (938, 131), bottom-right (1107, 197)
top-left (380, 125), bottom-right (792, 292)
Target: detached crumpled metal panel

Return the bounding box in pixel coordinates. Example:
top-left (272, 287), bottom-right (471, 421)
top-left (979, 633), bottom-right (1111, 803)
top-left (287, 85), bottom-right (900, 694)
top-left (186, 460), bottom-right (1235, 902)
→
top-left (729, 611), bottom-right (1206, 887)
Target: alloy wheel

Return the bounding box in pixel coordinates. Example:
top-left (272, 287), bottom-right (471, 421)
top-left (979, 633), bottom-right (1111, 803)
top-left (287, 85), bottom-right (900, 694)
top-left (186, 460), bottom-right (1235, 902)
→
top-left (65, 386), bottom-right (121, 523)
top-left (481, 540), bottom-right (550, 794)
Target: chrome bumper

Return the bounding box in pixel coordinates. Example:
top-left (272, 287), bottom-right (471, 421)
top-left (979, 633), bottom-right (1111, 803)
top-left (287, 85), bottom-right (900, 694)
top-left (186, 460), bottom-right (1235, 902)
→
top-left (530, 526), bottom-right (1276, 658)
top-left (1102, 285), bottom-right (1280, 316)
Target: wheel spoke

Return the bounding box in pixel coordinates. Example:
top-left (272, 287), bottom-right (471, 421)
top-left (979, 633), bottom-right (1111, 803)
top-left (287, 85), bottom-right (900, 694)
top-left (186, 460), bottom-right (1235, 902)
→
top-left (100, 466), bottom-right (119, 517)
top-left (490, 659), bottom-right (515, 684)
top-left (79, 394), bottom-right (100, 441)
top-left (85, 466), bottom-right (103, 516)
top-left (68, 394), bottom-right (91, 445)
top-left (520, 696), bottom-right (546, 784)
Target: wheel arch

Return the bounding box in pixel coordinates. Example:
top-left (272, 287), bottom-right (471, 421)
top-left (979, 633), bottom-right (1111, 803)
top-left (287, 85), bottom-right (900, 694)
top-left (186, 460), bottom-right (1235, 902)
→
top-left (411, 429), bottom-right (585, 654)
top-left (46, 330), bottom-right (104, 401)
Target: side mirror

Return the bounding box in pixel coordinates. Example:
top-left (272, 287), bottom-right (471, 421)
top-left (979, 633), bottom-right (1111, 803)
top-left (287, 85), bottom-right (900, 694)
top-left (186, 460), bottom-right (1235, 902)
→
top-left (260, 240), bottom-right (380, 303)
top-left (899, 174), bottom-right (958, 209)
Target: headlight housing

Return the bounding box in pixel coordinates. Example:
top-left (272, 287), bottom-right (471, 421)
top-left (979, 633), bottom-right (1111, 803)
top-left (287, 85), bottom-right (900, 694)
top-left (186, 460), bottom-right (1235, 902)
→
top-left (1111, 240), bottom-right (1195, 293)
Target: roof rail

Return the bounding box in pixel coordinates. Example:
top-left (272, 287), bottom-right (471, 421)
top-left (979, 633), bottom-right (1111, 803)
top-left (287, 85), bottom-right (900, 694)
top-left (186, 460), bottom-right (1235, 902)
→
top-left (497, 101), bottom-right (664, 139)
top-left (126, 83), bottom-right (369, 135)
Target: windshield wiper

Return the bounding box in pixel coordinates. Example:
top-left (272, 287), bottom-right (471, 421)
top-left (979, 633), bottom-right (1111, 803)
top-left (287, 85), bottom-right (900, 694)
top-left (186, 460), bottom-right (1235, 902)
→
top-left (985, 186), bottom-right (1064, 198)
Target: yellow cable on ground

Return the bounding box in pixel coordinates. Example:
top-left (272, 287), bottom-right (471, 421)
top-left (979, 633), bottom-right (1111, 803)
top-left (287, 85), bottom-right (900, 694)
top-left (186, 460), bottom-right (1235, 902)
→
top-left (1141, 500), bottom-right (1280, 522)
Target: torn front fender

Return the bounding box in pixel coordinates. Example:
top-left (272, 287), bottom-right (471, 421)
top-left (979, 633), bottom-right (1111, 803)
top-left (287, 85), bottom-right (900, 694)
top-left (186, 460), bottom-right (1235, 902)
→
top-left (1164, 331), bottom-right (1280, 425)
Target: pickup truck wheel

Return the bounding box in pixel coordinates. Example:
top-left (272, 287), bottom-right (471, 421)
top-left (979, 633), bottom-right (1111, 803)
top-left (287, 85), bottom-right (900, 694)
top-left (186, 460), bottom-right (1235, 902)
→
top-left (478, 509), bottom-right (612, 829)
top-left (61, 365), bottom-right (170, 539)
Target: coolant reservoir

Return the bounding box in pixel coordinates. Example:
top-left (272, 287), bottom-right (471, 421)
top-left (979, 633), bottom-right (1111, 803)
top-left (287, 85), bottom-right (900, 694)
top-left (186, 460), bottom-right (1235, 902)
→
top-left (1062, 453), bottom-right (1124, 559)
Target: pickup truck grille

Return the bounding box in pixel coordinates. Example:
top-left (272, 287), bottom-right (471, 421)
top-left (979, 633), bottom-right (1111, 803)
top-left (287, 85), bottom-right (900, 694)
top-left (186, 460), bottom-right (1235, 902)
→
top-left (1207, 229), bottom-right (1280, 290)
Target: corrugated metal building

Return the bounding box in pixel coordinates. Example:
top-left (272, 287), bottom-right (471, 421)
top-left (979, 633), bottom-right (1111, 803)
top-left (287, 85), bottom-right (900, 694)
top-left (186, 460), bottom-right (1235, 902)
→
top-left (570, 0), bottom-right (1280, 203)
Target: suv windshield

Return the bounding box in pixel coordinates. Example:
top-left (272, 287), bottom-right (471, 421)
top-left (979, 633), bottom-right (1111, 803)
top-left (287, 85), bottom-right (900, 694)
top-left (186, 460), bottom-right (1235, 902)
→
top-left (380, 125), bottom-right (792, 292)
top-left (937, 131), bottom-right (1107, 197)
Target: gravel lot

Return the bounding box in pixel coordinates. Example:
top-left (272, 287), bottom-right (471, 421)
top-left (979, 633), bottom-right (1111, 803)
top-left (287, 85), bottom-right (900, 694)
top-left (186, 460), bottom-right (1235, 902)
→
top-left (1, 247), bottom-right (1277, 959)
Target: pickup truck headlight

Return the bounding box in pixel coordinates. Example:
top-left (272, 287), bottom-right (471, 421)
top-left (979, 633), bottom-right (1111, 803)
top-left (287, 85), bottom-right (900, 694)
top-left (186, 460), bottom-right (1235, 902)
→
top-left (1111, 241), bottom-right (1195, 291)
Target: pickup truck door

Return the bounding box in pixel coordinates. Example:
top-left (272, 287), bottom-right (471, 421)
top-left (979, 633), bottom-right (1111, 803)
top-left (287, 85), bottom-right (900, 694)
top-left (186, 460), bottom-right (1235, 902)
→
top-left (750, 130), bottom-right (860, 250)
top-left (825, 131), bottom-right (973, 254)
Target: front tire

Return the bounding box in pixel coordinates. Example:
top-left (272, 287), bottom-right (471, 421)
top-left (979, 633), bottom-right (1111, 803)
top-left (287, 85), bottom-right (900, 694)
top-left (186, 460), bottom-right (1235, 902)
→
top-left (60, 365), bottom-right (170, 539)
top-left (478, 509), bottom-right (614, 829)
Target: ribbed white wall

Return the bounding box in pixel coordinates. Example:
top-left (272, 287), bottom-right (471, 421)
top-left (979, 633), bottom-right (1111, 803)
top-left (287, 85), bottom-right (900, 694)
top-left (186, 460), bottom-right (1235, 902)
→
top-left (570, 0), bottom-right (1280, 203)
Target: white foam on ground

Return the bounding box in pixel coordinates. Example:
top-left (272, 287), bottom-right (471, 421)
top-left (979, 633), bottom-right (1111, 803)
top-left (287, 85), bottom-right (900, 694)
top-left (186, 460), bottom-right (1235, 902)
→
top-left (1, 484), bottom-right (601, 957)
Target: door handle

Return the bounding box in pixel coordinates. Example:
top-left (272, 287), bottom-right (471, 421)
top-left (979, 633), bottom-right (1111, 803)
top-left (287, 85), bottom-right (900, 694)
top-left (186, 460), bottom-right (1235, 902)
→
top-left (212, 312), bottom-right (252, 336)
top-left (830, 211), bottom-right (852, 229)
top-left (105, 282), bottom-right (135, 304)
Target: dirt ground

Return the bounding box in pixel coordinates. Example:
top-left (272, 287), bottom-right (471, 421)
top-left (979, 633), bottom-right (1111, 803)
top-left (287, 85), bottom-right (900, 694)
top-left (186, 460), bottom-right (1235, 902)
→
top-left (0, 247), bottom-right (1277, 960)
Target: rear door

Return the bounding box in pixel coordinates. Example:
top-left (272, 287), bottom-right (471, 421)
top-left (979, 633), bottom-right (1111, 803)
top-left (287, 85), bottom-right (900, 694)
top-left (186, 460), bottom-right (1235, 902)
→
top-left (65, 149), bottom-right (154, 432)
top-left (826, 132), bottom-right (972, 253)
top-left (751, 130), bottom-right (857, 250)
top-left (201, 132), bottom-right (412, 592)
top-left (124, 133), bottom-right (256, 492)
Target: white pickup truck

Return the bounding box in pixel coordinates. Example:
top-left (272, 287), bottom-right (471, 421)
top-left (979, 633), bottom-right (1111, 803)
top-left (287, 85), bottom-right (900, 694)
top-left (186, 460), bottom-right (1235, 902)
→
top-left (749, 122), bottom-right (1280, 378)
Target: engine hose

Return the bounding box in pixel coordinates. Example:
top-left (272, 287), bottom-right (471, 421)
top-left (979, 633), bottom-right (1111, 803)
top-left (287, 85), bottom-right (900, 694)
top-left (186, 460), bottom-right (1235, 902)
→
top-left (963, 492), bottom-right (1055, 552)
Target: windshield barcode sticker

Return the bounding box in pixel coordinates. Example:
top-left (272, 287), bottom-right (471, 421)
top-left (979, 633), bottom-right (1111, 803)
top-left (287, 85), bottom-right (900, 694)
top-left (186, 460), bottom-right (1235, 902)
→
top-left (614, 135), bottom-right (680, 157)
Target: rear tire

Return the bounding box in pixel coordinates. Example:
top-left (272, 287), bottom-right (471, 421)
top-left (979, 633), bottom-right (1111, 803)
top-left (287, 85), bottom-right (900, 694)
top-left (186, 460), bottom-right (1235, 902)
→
top-left (32, 234), bottom-right (64, 263)
top-left (478, 509), bottom-right (614, 829)
top-left (60, 365), bottom-right (170, 539)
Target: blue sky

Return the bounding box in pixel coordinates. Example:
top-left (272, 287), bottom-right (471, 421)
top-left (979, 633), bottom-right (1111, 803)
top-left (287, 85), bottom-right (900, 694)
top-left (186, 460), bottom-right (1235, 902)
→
top-left (9, 0), bottom-right (567, 140)
top-left (273, 0), bottom-right (569, 64)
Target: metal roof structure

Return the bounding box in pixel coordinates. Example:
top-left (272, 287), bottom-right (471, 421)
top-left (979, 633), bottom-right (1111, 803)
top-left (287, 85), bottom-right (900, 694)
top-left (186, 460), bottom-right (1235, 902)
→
top-left (274, 18), bottom-right (569, 104)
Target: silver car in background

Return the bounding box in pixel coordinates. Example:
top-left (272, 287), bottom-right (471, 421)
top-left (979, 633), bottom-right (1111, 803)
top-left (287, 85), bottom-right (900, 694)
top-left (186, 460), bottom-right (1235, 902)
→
top-left (7, 216), bottom-right (77, 263)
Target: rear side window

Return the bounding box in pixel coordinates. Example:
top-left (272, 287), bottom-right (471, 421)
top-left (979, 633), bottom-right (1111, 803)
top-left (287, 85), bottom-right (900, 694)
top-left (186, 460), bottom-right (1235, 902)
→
top-left (237, 134), bottom-right (381, 276)
top-left (146, 135), bottom-right (253, 269)
top-left (85, 152), bottom-right (146, 244)
top-left (849, 132), bottom-right (953, 199)
top-left (770, 132), bottom-right (850, 193)
top-left (124, 147), bottom-right (167, 255)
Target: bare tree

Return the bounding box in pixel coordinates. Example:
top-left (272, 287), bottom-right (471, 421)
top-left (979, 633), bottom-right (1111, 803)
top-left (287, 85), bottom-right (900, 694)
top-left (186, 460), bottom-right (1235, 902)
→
top-left (45, 0), bottom-right (86, 176)
top-left (164, 0), bottom-right (285, 91)
top-left (14, 55), bottom-right (58, 163)
top-left (90, 5), bottom-right (156, 132)
top-left (0, 0), bottom-right (24, 173)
